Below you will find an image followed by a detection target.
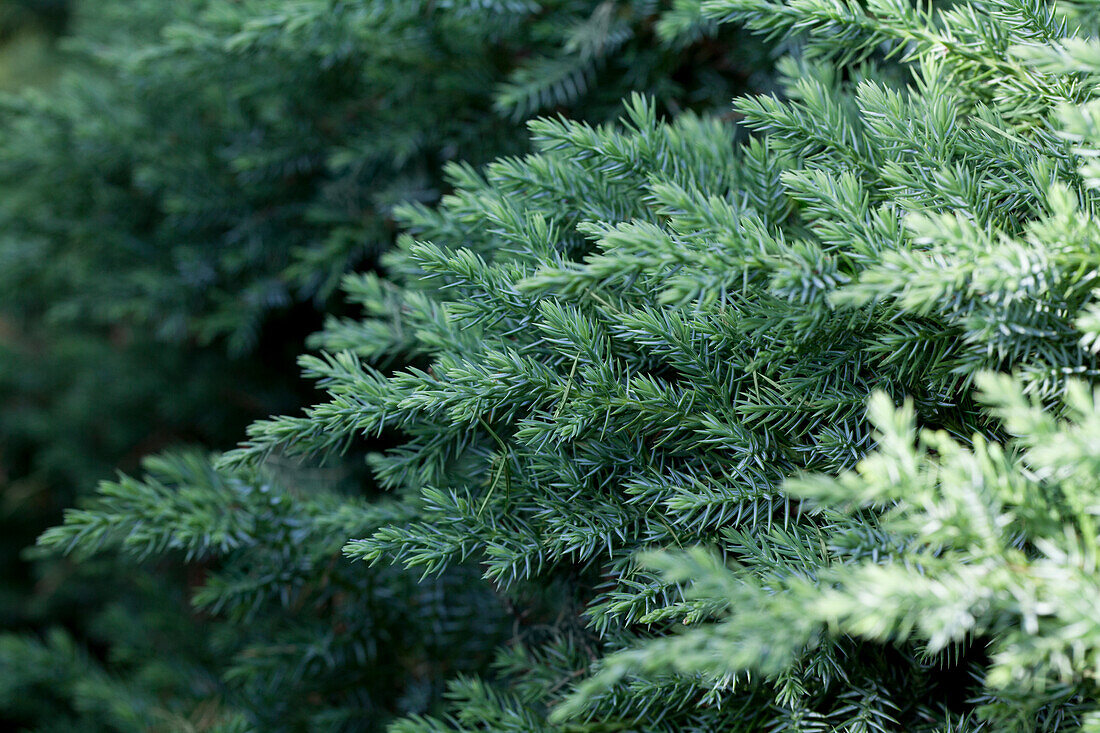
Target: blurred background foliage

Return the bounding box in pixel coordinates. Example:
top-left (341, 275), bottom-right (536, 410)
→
top-left (0, 1), bottom-right (63, 91)
top-left (0, 1), bottom-right (772, 728)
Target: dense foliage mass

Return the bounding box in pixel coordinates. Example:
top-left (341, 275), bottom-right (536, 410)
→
top-left (25, 0), bottom-right (1100, 731)
top-left (0, 0), bottom-right (762, 513)
top-left (46, 0), bottom-right (1100, 730)
top-left (0, 0), bottom-right (771, 730)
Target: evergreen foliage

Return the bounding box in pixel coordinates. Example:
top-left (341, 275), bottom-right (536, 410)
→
top-left (34, 452), bottom-right (506, 730)
top-left (38, 0), bottom-right (1100, 731)
top-left (561, 374), bottom-right (1100, 731)
top-left (1, 0), bottom-right (760, 356)
top-left (2, 0), bottom-right (770, 729)
top-left (121, 0), bottom-right (1100, 728)
top-left (0, 0), bottom-right (765, 593)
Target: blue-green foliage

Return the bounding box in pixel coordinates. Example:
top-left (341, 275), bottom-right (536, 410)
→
top-left (0, 0), bottom-right (765, 579)
top-left (4, 1), bottom-right (771, 730)
top-left (0, 0), bottom-right (761, 353)
top-left (43, 0), bottom-right (1100, 731)
top-left (35, 451), bottom-right (507, 730)
top-left (563, 374), bottom-right (1100, 731)
top-left (134, 0), bottom-right (1100, 729)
